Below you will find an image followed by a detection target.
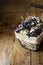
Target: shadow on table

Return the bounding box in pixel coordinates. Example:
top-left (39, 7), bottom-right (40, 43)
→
top-left (38, 41), bottom-right (43, 51)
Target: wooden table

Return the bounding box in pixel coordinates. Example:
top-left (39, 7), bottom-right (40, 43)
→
top-left (0, 32), bottom-right (43, 65)
top-left (11, 37), bottom-right (43, 65)
top-left (11, 37), bottom-right (30, 65)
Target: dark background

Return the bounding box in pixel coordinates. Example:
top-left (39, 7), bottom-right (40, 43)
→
top-left (0, 0), bottom-right (43, 28)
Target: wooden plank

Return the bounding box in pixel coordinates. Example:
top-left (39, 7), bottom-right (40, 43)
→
top-left (31, 43), bottom-right (43, 65)
top-left (0, 33), bottom-right (14, 65)
top-left (11, 37), bottom-right (30, 65)
top-left (15, 5), bottom-right (25, 12)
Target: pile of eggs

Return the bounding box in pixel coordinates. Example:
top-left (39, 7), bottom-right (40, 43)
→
top-left (15, 16), bottom-right (43, 37)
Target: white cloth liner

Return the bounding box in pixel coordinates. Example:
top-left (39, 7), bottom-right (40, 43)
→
top-left (15, 31), bottom-right (43, 50)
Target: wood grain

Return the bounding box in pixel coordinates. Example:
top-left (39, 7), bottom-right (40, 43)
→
top-left (11, 37), bottom-right (30, 65)
top-left (31, 42), bottom-right (43, 65)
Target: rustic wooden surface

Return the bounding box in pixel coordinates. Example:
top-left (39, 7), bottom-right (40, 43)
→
top-left (0, 31), bottom-right (14, 65)
top-left (11, 37), bottom-right (30, 65)
top-left (0, 30), bottom-right (30, 65)
top-left (31, 41), bottom-right (43, 65)
top-left (11, 35), bottom-right (43, 65)
top-left (0, 30), bottom-right (43, 65)
top-left (31, 51), bottom-right (43, 65)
